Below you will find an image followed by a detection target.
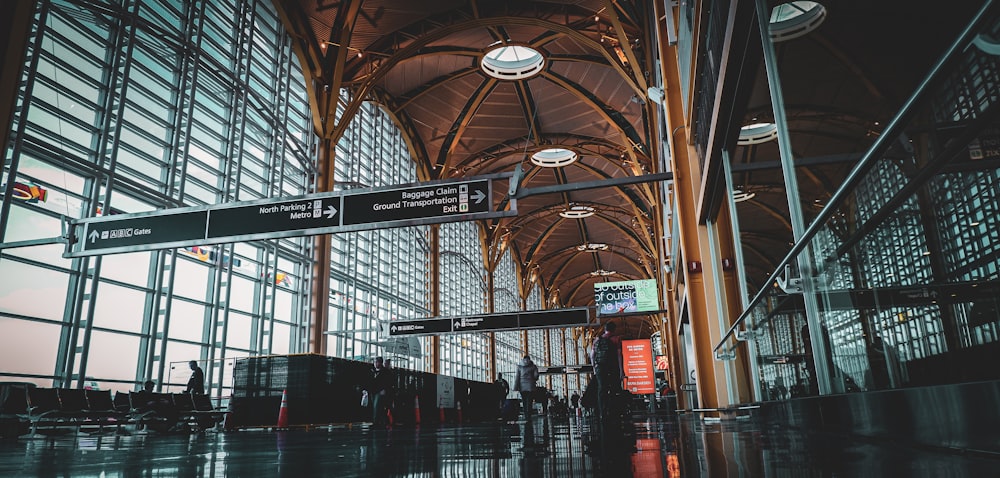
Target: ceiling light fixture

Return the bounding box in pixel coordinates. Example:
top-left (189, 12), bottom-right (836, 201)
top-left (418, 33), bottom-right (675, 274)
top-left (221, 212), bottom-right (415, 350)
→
top-left (531, 148), bottom-right (578, 167)
top-left (591, 269), bottom-right (616, 276)
top-left (738, 122), bottom-right (778, 145)
top-left (480, 44), bottom-right (545, 80)
top-left (577, 243), bottom-right (609, 252)
top-left (559, 205), bottom-right (596, 219)
top-left (732, 189), bottom-right (756, 203)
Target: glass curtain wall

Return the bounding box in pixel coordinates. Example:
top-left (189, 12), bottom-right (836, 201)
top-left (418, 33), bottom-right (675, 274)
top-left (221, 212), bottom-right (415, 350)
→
top-left (438, 221), bottom-right (488, 381)
top-left (494, 250), bottom-right (523, 387)
top-left (725, 9), bottom-right (1000, 400)
top-left (0, 0), bottom-right (316, 397)
top-left (327, 96), bottom-right (430, 370)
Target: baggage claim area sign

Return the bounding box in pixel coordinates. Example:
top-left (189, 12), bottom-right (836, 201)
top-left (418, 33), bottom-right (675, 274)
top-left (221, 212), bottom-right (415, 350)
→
top-left (66, 177), bottom-right (511, 257)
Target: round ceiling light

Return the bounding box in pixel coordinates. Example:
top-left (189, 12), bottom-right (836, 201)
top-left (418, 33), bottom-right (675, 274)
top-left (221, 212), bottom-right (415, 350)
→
top-left (590, 269), bottom-right (616, 276)
top-left (738, 122), bottom-right (778, 145)
top-left (769, 1), bottom-right (827, 42)
top-left (732, 189), bottom-right (757, 203)
top-left (559, 205), bottom-right (596, 219)
top-left (480, 44), bottom-right (545, 80)
top-left (531, 148), bottom-right (578, 168)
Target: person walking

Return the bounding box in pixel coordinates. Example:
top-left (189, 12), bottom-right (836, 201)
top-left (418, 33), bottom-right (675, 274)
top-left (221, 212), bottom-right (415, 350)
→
top-left (513, 355), bottom-right (539, 418)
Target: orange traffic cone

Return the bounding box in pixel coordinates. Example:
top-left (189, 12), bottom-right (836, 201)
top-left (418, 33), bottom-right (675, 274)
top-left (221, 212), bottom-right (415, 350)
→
top-left (413, 395), bottom-right (421, 425)
top-left (276, 389), bottom-right (289, 428)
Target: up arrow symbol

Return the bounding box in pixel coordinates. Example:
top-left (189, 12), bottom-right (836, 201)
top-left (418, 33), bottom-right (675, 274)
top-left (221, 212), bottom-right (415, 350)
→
top-left (89, 231), bottom-right (100, 243)
top-left (324, 205), bottom-right (338, 219)
top-left (471, 189), bottom-right (486, 204)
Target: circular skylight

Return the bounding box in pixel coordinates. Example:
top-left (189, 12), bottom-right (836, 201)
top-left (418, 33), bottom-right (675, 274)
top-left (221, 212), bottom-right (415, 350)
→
top-left (481, 45), bottom-right (545, 80)
top-left (738, 122), bottom-right (778, 145)
top-left (531, 148), bottom-right (578, 168)
top-left (770, 2), bottom-right (827, 42)
top-left (559, 205), bottom-right (596, 219)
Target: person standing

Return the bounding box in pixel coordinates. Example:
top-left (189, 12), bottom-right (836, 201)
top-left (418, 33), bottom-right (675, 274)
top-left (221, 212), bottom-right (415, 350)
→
top-left (494, 372), bottom-right (510, 419)
top-left (590, 322), bottom-right (623, 423)
top-left (369, 357), bottom-right (393, 427)
top-left (185, 360), bottom-right (205, 395)
top-left (513, 355), bottom-right (539, 418)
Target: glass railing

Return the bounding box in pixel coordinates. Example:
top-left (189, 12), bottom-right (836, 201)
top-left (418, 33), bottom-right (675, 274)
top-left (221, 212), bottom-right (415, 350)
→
top-left (716, 3), bottom-right (1000, 400)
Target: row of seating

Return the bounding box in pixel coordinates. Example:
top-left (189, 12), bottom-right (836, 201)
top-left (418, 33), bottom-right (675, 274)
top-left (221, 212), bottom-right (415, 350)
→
top-left (0, 384), bottom-right (225, 437)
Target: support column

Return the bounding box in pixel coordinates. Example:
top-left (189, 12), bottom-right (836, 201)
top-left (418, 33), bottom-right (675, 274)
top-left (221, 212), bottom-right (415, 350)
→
top-left (309, 139), bottom-right (335, 354)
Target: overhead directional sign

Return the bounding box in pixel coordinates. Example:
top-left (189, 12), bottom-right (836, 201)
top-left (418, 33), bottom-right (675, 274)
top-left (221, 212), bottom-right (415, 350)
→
top-left (388, 307), bottom-right (590, 336)
top-left (452, 313), bottom-right (518, 333)
top-left (342, 179), bottom-right (490, 226)
top-left (66, 175), bottom-right (513, 257)
top-left (208, 197), bottom-right (340, 238)
top-left (81, 211), bottom-right (208, 252)
top-left (538, 365), bottom-right (595, 374)
top-left (518, 308), bottom-right (590, 328)
top-left (388, 318), bottom-right (453, 336)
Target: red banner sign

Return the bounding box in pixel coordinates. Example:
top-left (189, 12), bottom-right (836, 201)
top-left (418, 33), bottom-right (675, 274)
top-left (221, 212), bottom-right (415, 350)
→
top-left (622, 339), bottom-right (655, 394)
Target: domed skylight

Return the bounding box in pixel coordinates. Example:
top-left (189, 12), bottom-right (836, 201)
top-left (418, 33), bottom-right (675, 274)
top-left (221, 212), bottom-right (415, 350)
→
top-left (770, 2), bottom-right (827, 42)
top-left (531, 148), bottom-right (578, 168)
top-left (480, 45), bottom-right (545, 80)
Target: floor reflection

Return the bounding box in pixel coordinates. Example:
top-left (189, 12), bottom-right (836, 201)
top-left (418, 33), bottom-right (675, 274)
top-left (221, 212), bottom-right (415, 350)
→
top-left (1, 412), bottom-right (997, 477)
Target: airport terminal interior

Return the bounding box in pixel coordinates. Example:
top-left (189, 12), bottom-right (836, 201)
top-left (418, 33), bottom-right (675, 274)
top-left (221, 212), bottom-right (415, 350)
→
top-left (1, 0), bottom-right (999, 476)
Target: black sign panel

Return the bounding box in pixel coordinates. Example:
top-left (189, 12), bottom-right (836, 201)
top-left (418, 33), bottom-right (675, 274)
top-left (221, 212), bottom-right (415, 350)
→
top-left (518, 308), bottom-right (589, 328)
top-left (342, 180), bottom-right (490, 226)
top-left (207, 197), bottom-right (340, 238)
top-left (81, 211), bottom-right (208, 251)
top-left (388, 318), bottom-right (453, 336)
top-left (451, 313), bottom-right (518, 333)
top-left (540, 365), bottom-right (594, 374)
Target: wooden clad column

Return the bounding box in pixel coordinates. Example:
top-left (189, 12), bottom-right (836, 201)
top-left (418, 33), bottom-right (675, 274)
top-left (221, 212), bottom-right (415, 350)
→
top-left (309, 139), bottom-right (335, 354)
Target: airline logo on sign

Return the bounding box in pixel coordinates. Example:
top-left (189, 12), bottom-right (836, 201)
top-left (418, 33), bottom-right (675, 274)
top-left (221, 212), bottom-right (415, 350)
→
top-left (622, 339), bottom-right (655, 394)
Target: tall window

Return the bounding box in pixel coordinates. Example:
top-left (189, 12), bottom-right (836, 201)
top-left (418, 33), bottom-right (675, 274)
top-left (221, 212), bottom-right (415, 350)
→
top-left (438, 221), bottom-right (489, 381)
top-left (0, 0), bottom-right (316, 396)
top-left (327, 97), bottom-right (430, 370)
top-left (495, 250), bottom-right (523, 385)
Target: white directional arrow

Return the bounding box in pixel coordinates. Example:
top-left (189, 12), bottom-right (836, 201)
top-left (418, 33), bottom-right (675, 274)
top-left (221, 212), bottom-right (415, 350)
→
top-left (89, 230), bottom-right (100, 243)
top-left (471, 189), bottom-right (486, 204)
top-left (390, 325), bottom-right (397, 332)
top-left (454, 320), bottom-right (462, 328)
top-left (324, 205), bottom-right (337, 219)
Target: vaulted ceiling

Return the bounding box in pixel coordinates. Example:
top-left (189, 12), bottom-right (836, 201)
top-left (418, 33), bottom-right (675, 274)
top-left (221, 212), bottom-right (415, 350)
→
top-left (274, 0), bottom-right (985, 335)
top-left (276, 0), bottom-right (660, 334)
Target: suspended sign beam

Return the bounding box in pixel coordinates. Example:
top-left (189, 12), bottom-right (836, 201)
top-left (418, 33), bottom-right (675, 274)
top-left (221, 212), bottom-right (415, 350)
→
top-left (387, 307), bottom-right (591, 337)
top-left (65, 175), bottom-right (514, 258)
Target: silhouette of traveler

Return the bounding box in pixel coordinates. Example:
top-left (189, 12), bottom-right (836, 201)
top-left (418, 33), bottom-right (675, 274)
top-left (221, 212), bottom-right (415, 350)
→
top-left (591, 322), bottom-right (623, 426)
top-left (185, 360), bottom-right (205, 395)
top-left (514, 355), bottom-right (539, 418)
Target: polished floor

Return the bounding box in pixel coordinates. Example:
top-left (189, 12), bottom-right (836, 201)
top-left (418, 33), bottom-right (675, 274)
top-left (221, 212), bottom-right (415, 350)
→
top-left (2, 412), bottom-right (998, 477)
